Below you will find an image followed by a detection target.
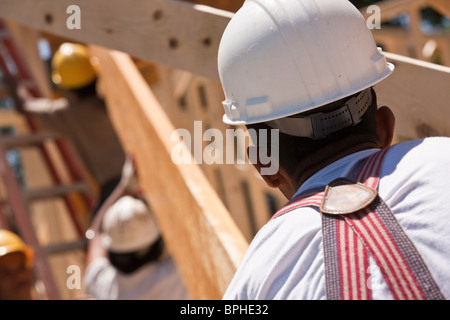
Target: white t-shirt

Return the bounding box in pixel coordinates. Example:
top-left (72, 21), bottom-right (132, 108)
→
top-left (84, 255), bottom-right (190, 300)
top-left (223, 137), bottom-right (450, 300)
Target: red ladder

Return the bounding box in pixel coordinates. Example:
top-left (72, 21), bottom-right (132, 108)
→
top-left (0, 19), bottom-right (95, 299)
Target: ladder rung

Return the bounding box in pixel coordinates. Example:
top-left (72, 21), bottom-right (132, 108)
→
top-left (44, 238), bottom-right (87, 255)
top-left (0, 132), bottom-right (60, 148)
top-left (24, 182), bottom-right (91, 201)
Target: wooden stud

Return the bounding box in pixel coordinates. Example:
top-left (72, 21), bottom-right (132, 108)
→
top-left (89, 45), bottom-right (248, 299)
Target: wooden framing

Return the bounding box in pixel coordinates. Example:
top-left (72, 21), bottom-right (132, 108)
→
top-left (376, 52), bottom-right (450, 140)
top-left (144, 62), bottom-right (287, 242)
top-left (89, 46), bottom-right (248, 299)
top-left (183, 0), bottom-right (244, 13)
top-left (0, 0), bottom-right (233, 80)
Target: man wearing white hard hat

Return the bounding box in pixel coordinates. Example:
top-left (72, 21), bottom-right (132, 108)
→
top-left (219, 0), bottom-right (450, 300)
top-left (84, 196), bottom-right (189, 300)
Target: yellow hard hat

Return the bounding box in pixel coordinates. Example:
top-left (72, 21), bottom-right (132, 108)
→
top-left (51, 43), bottom-right (97, 90)
top-left (0, 230), bottom-right (34, 268)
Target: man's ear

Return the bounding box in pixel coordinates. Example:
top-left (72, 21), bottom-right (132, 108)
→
top-left (251, 161), bottom-right (282, 188)
top-left (376, 106), bottom-right (396, 148)
top-left (247, 146), bottom-right (282, 188)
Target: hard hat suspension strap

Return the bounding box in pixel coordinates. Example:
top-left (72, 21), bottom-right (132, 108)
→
top-left (266, 88), bottom-right (372, 139)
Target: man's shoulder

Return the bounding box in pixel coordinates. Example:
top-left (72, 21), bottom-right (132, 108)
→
top-left (224, 205), bottom-right (324, 299)
top-left (392, 137), bottom-right (450, 152)
top-left (387, 137), bottom-right (450, 168)
top-left (379, 137), bottom-right (450, 200)
top-left (84, 257), bottom-right (116, 283)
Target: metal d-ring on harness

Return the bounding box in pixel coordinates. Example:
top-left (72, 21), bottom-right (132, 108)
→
top-left (272, 148), bottom-right (445, 300)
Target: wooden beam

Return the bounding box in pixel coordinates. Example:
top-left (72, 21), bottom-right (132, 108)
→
top-left (0, 0), bottom-right (233, 80)
top-left (427, 0), bottom-right (450, 17)
top-left (375, 52), bottom-right (450, 140)
top-left (89, 45), bottom-right (248, 300)
top-left (182, 0), bottom-right (244, 13)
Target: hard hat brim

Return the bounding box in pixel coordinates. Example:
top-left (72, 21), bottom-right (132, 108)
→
top-left (0, 243), bottom-right (34, 268)
top-left (222, 62), bottom-right (394, 126)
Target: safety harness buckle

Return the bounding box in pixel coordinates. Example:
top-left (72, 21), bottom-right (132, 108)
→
top-left (320, 178), bottom-right (377, 215)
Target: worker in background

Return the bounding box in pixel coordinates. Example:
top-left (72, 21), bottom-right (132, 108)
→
top-left (24, 42), bottom-right (126, 214)
top-left (83, 156), bottom-right (189, 300)
top-left (0, 230), bottom-right (34, 300)
top-left (84, 195), bottom-right (190, 300)
top-left (218, 0), bottom-right (450, 299)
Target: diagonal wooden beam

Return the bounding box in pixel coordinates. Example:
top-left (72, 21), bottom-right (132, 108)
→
top-left (427, 0), bottom-right (450, 17)
top-left (89, 45), bottom-right (248, 299)
top-left (182, 0), bottom-right (244, 13)
top-left (0, 0), bottom-right (233, 80)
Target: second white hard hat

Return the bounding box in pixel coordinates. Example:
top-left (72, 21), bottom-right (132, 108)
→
top-left (218, 0), bottom-right (394, 128)
top-left (101, 196), bottom-right (160, 253)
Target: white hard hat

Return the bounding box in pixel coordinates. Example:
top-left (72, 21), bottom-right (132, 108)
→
top-left (218, 0), bottom-right (394, 137)
top-left (101, 196), bottom-right (160, 253)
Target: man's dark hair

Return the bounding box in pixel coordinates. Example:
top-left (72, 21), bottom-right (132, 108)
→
top-left (68, 78), bottom-right (98, 100)
top-left (108, 236), bottom-right (165, 274)
top-left (246, 87), bottom-right (380, 182)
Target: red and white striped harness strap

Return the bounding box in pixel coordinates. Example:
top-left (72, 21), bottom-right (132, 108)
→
top-left (272, 148), bottom-right (444, 300)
